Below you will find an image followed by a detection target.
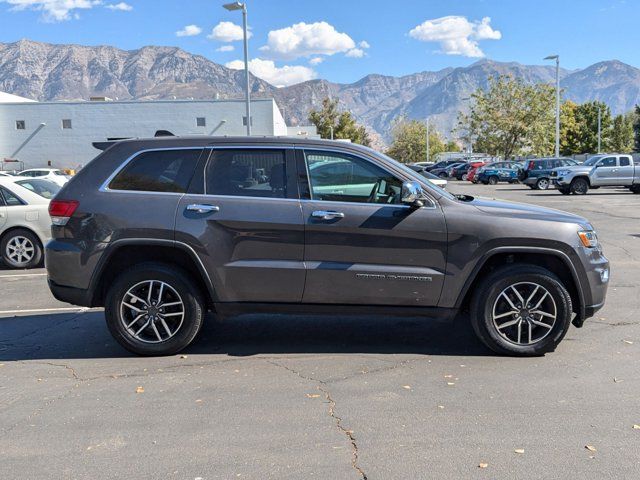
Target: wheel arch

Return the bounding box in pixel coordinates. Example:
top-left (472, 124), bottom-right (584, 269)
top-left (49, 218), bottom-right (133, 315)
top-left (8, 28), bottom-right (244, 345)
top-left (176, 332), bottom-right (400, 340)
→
top-left (89, 239), bottom-right (217, 308)
top-left (456, 247), bottom-right (585, 320)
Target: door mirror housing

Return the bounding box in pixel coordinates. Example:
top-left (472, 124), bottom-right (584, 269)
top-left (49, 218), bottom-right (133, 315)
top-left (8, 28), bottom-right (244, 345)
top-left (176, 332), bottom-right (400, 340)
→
top-left (401, 181), bottom-right (424, 206)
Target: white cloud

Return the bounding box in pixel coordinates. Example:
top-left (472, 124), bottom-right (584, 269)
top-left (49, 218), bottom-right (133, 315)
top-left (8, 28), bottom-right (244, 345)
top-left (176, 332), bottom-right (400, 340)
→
top-left (359, 40), bottom-right (370, 49)
top-left (309, 57), bottom-right (324, 66)
top-left (226, 58), bottom-right (316, 88)
top-left (176, 24), bottom-right (202, 37)
top-left (216, 45), bottom-right (235, 52)
top-left (259, 21), bottom-right (355, 60)
top-left (105, 2), bottom-right (131, 10)
top-left (345, 48), bottom-right (364, 58)
top-left (2, 0), bottom-right (101, 21)
top-left (409, 16), bottom-right (501, 58)
top-left (207, 21), bottom-right (251, 42)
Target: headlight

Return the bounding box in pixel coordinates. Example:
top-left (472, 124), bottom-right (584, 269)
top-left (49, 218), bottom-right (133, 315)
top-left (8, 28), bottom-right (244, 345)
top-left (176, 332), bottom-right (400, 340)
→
top-left (558, 170), bottom-right (571, 176)
top-left (578, 230), bottom-right (599, 248)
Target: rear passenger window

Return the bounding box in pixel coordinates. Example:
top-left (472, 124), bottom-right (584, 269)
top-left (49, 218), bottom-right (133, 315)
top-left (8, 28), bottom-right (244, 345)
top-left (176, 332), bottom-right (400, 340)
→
top-left (0, 187), bottom-right (24, 206)
top-left (109, 149), bottom-right (202, 193)
top-left (620, 157), bottom-right (631, 167)
top-left (206, 149), bottom-right (287, 198)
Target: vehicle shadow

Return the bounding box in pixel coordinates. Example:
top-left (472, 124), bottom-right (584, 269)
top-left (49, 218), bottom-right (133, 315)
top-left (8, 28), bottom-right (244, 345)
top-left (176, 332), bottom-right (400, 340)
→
top-left (0, 310), bottom-right (492, 361)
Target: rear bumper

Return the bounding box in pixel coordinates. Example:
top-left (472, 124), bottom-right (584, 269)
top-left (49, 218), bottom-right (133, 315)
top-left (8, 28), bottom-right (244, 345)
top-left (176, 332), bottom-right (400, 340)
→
top-left (48, 279), bottom-right (93, 307)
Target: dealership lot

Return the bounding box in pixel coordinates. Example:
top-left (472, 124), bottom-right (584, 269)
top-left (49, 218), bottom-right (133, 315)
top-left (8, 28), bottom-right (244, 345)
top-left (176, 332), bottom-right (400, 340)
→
top-left (1, 183), bottom-right (639, 480)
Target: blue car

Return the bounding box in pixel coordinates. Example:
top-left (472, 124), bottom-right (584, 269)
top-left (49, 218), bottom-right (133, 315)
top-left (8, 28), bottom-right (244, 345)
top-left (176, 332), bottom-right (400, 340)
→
top-left (476, 161), bottom-right (522, 185)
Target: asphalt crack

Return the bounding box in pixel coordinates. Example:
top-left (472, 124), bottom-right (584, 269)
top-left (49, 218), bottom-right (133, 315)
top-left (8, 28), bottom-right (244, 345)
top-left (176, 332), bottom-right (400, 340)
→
top-left (267, 360), bottom-right (368, 480)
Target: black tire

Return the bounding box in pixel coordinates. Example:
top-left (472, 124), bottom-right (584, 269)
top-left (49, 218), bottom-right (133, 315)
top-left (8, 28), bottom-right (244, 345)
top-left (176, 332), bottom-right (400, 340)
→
top-left (470, 264), bottom-right (573, 356)
top-left (535, 178), bottom-right (550, 190)
top-left (527, 185), bottom-right (536, 190)
top-left (438, 172), bottom-right (448, 179)
top-left (558, 187), bottom-right (571, 195)
top-left (488, 176), bottom-right (499, 185)
top-left (630, 185), bottom-right (640, 194)
top-left (105, 262), bottom-right (205, 356)
top-left (570, 177), bottom-right (589, 195)
top-left (1, 228), bottom-right (43, 269)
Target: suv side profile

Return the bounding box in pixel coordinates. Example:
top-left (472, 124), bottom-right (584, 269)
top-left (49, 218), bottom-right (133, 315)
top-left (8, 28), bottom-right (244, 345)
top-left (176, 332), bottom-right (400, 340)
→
top-left (47, 137), bottom-right (609, 357)
top-left (520, 158), bottom-right (578, 190)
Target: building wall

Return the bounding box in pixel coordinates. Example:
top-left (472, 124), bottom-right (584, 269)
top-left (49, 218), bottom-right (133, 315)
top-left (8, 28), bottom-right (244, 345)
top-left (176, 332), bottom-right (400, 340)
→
top-left (0, 99), bottom-right (282, 170)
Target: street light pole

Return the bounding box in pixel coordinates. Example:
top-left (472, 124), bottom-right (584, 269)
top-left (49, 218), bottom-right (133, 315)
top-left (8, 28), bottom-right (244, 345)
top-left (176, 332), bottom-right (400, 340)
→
top-left (544, 55), bottom-right (560, 157)
top-left (224, 2), bottom-right (251, 136)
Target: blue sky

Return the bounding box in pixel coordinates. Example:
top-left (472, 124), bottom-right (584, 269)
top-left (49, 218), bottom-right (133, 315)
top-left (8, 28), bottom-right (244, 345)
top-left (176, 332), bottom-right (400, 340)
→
top-left (1, 0), bottom-right (639, 87)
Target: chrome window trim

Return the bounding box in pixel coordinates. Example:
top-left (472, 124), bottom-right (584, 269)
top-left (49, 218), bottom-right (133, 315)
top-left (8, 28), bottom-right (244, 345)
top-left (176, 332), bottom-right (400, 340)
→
top-left (297, 146), bottom-right (437, 210)
top-left (99, 146), bottom-right (207, 195)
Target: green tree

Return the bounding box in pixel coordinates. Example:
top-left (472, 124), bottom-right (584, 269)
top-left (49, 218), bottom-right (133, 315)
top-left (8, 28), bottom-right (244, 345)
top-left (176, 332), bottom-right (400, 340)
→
top-left (456, 75), bottom-right (555, 158)
top-left (385, 117), bottom-right (446, 164)
top-left (308, 97), bottom-right (371, 146)
top-left (560, 100), bottom-right (582, 155)
top-left (573, 101), bottom-right (612, 153)
top-left (633, 105), bottom-right (640, 152)
top-left (610, 113), bottom-right (635, 153)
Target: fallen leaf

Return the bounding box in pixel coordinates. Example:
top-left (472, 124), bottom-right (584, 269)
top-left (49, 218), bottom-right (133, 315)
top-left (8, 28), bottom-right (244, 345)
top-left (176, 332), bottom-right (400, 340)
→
top-left (180, 355), bottom-right (188, 359)
top-left (633, 424), bottom-right (640, 430)
top-left (585, 445), bottom-right (596, 452)
top-left (136, 386), bottom-right (145, 394)
top-left (195, 399), bottom-right (203, 403)
top-left (444, 374), bottom-right (453, 378)
top-left (402, 385), bottom-right (411, 390)
top-left (478, 463), bottom-right (488, 469)
top-left (515, 449), bottom-right (525, 454)
top-left (438, 405), bottom-right (445, 409)
top-left (613, 377), bottom-right (624, 383)
top-left (623, 340), bottom-right (633, 345)
top-left (305, 393), bottom-right (321, 398)
top-left (447, 382), bottom-right (455, 386)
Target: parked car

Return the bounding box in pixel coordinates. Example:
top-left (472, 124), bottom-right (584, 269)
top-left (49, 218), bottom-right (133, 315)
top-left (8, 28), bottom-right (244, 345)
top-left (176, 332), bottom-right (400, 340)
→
top-left (424, 159), bottom-right (463, 173)
top-left (551, 154), bottom-right (640, 195)
top-left (520, 158), bottom-right (578, 190)
top-left (0, 177), bottom-right (59, 268)
top-left (476, 161), bottom-right (522, 185)
top-left (47, 137), bottom-right (609, 357)
top-left (18, 168), bottom-right (71, 186)
top-left (467, 162), bottom-right (488, 183)
top-left (451, 162), bottom-right (484, 181)
top-left (431, 162), bottom-right (466, 179)
top-left (408, 164), bottom-right (448, 189)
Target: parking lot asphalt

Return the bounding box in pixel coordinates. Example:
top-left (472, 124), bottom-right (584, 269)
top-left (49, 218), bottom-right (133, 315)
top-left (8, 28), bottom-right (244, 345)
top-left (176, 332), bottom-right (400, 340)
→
top-left (1, 183), bottom-right (639, 480)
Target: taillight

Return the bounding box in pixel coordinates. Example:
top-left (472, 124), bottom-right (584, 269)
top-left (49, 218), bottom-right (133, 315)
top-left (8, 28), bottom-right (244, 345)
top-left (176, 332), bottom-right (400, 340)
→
top-left (49, 200), bottom-right (79, 226)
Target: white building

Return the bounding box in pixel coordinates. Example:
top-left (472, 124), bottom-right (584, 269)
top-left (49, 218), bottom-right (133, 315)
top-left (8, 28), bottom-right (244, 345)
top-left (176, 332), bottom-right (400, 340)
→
top-left (0, 96), bottom-right (315, 170)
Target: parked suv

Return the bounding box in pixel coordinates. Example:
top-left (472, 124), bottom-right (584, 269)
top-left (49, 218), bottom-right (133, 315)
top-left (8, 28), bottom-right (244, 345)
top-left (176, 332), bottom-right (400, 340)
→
top-left (46, 137), bottom-right (609, 357)
top-left (520, 158), bottom-right (578, 190)
top-left (476, 161), bottom-right (521, 185)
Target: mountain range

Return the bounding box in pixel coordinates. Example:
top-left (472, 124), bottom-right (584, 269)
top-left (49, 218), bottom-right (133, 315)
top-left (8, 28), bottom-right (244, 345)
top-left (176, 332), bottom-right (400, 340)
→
top-left (2, 39), bottom-right (640, 146)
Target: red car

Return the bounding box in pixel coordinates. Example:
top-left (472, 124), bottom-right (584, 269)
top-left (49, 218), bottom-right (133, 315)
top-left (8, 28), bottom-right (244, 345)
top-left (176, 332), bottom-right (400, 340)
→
top-left (465, 161), bottom-right (487, 183)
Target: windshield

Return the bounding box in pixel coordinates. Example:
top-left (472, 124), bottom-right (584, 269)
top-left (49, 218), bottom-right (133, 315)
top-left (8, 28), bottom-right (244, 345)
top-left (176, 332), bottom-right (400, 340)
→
top-left (584, 156), bottom-right (604, 166)
top-left (16, 179), bottom-right (61, 199)
top-left (365, 147), bottom-right (457, 201)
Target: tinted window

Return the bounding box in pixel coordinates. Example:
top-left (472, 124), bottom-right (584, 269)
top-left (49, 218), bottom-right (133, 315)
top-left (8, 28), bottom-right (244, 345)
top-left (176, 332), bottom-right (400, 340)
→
top-left (0, 187), bottom-right (24, 206)
top-left (599, 157), bottom-right (616, 167)
top-left (109, 149), bottom-right (202, 193)
top-left (620, 157), bottom-right (631, 167)
top-left (16, 179), bottom-right (61, 199)
top-left (206, 149), bottom-right (287, 198)
top-left (306, 151), bottom-right (403, 204)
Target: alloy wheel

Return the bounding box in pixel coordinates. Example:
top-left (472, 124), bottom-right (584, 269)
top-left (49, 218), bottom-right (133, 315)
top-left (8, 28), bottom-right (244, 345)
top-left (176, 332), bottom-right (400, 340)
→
top-left (491, 282), bottom-right (557, 346)
top-left (6, 236), bottom-right (35, 266)
top-left (120, 280), bottom-right (185, 343)
top-left (537, 179), bottom-right (549, 190)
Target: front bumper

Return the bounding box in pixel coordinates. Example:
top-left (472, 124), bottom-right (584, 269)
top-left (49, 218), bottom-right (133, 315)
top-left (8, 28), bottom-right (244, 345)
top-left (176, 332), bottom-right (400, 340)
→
top-left (48, 279), bottom-right (93, 307)
top-left (573, 246), bottom-right (610, 326)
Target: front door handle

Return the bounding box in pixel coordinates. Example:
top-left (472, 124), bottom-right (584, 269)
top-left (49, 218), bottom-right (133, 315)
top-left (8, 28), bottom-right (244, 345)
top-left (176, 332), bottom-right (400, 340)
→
top-left (186, 204), bottom-right (220, 214)
top-left (312, 210), bottom-right (345, 220)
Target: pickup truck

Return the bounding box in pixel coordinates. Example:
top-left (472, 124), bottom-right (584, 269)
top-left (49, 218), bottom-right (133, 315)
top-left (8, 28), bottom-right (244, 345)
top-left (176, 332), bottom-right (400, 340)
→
top-left (551, 154), bottom-right (640, 195)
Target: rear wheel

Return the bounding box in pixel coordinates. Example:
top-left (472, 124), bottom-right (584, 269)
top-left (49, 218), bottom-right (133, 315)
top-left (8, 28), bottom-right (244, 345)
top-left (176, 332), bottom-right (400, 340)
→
top-left (105, 262), bottom-right (205, 356)
top-left (488, 176), bottom-right (499, 185)
top-left (535, 178), bottom-right (550, 190)
top-left (570, 177), bottom-right (589, 195)
top-left (470, 265), bottom-right (572, 356)
top-left (1, 229), bottom-right (42, 269)
top-left (461, 174), bottom-right (468, 181)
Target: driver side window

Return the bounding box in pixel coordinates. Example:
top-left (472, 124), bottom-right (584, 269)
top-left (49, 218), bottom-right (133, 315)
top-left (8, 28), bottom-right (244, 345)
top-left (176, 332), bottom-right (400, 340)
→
top-left (305, 150), bottom-right (403, 204)
top-left (599, 157), bottom-right (616, 167)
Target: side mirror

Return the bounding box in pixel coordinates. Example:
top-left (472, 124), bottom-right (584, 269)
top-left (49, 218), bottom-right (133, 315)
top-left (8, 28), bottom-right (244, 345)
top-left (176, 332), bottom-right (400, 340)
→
top-left (401, 181), bottom-right (423, 206)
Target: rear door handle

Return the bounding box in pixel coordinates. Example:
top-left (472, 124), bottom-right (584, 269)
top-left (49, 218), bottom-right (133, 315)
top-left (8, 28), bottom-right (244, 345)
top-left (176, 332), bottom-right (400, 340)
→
top-left (312, 210), bottom-right (345, 220)
top-left (186, 204), bottom-right (220, 213)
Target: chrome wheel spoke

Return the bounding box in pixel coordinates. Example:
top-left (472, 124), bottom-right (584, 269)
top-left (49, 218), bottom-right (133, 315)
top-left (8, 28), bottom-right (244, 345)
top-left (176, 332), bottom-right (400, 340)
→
top-left (158, 317), bottom-right (172, 337)
top-left (531, 319), bottom-right (553, 329)
top-left (150, 322), bottom-right (162, 342)
top-left (510, 286), bottom-right (525, 305)
top-left (126, 313), bottom-right (145, 329)
top-left (500, 292), bottom-right (518, 310)
top-left (494, 310), bottom-right (518, 320)
top-left (497, 318), bottom-right (520, 330)
top-left (160, 301), bottom-right (182, 308)
top-left (134, 319), bottom-right (151, 336)
top-left (517, 321), bottom-right (522, 344)
top-left (525, 285), bottom-right (539, 307)
top-left (531, 309), bottom-right (555, 319)
top-left (161, 312), bottom-right (183, 317)
top-left (123, 302), bottom-right (144, 313)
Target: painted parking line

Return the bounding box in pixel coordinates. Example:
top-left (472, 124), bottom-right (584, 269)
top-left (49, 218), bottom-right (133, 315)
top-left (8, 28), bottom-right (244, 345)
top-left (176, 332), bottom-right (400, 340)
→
top-left (0, 273), bottom-right (48, 278)
top-left (0, 307), bottom-right (100, 315)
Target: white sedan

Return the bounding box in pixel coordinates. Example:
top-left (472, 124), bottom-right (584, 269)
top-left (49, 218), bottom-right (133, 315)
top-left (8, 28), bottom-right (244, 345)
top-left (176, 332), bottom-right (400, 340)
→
top-left (17, 168), bottom-right (71, 186)
top-left (0, 177), bottom-right (60, 268)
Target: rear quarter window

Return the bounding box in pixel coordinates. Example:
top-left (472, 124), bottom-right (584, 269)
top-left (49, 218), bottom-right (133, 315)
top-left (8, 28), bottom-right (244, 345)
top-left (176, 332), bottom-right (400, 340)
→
top-left (108, 149), bottom-right (202, 193)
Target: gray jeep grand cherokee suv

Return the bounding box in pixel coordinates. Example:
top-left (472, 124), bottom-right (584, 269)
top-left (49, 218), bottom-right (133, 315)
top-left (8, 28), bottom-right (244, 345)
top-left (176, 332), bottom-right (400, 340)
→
top-left (46, 137), bottom-right (609, 356)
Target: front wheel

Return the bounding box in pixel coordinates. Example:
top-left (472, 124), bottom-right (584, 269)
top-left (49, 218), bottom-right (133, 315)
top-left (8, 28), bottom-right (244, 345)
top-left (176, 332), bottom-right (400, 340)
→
top-left (470, 265), bottom-right (572, 356)
top-left (1, 229), bottom-right (43, 269)
top-left (462, 174), bottom-right (468, 181)
top-left (570, 177), bottom-right (589, 195)
top-left (105, 262), bottom-right (205, 356)
top-left (535, 178), bottom-right (550, 190)
top-left (630, 185), bottom-right (640, 194)
top-left (488, 176), bottom-right (499, 185)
